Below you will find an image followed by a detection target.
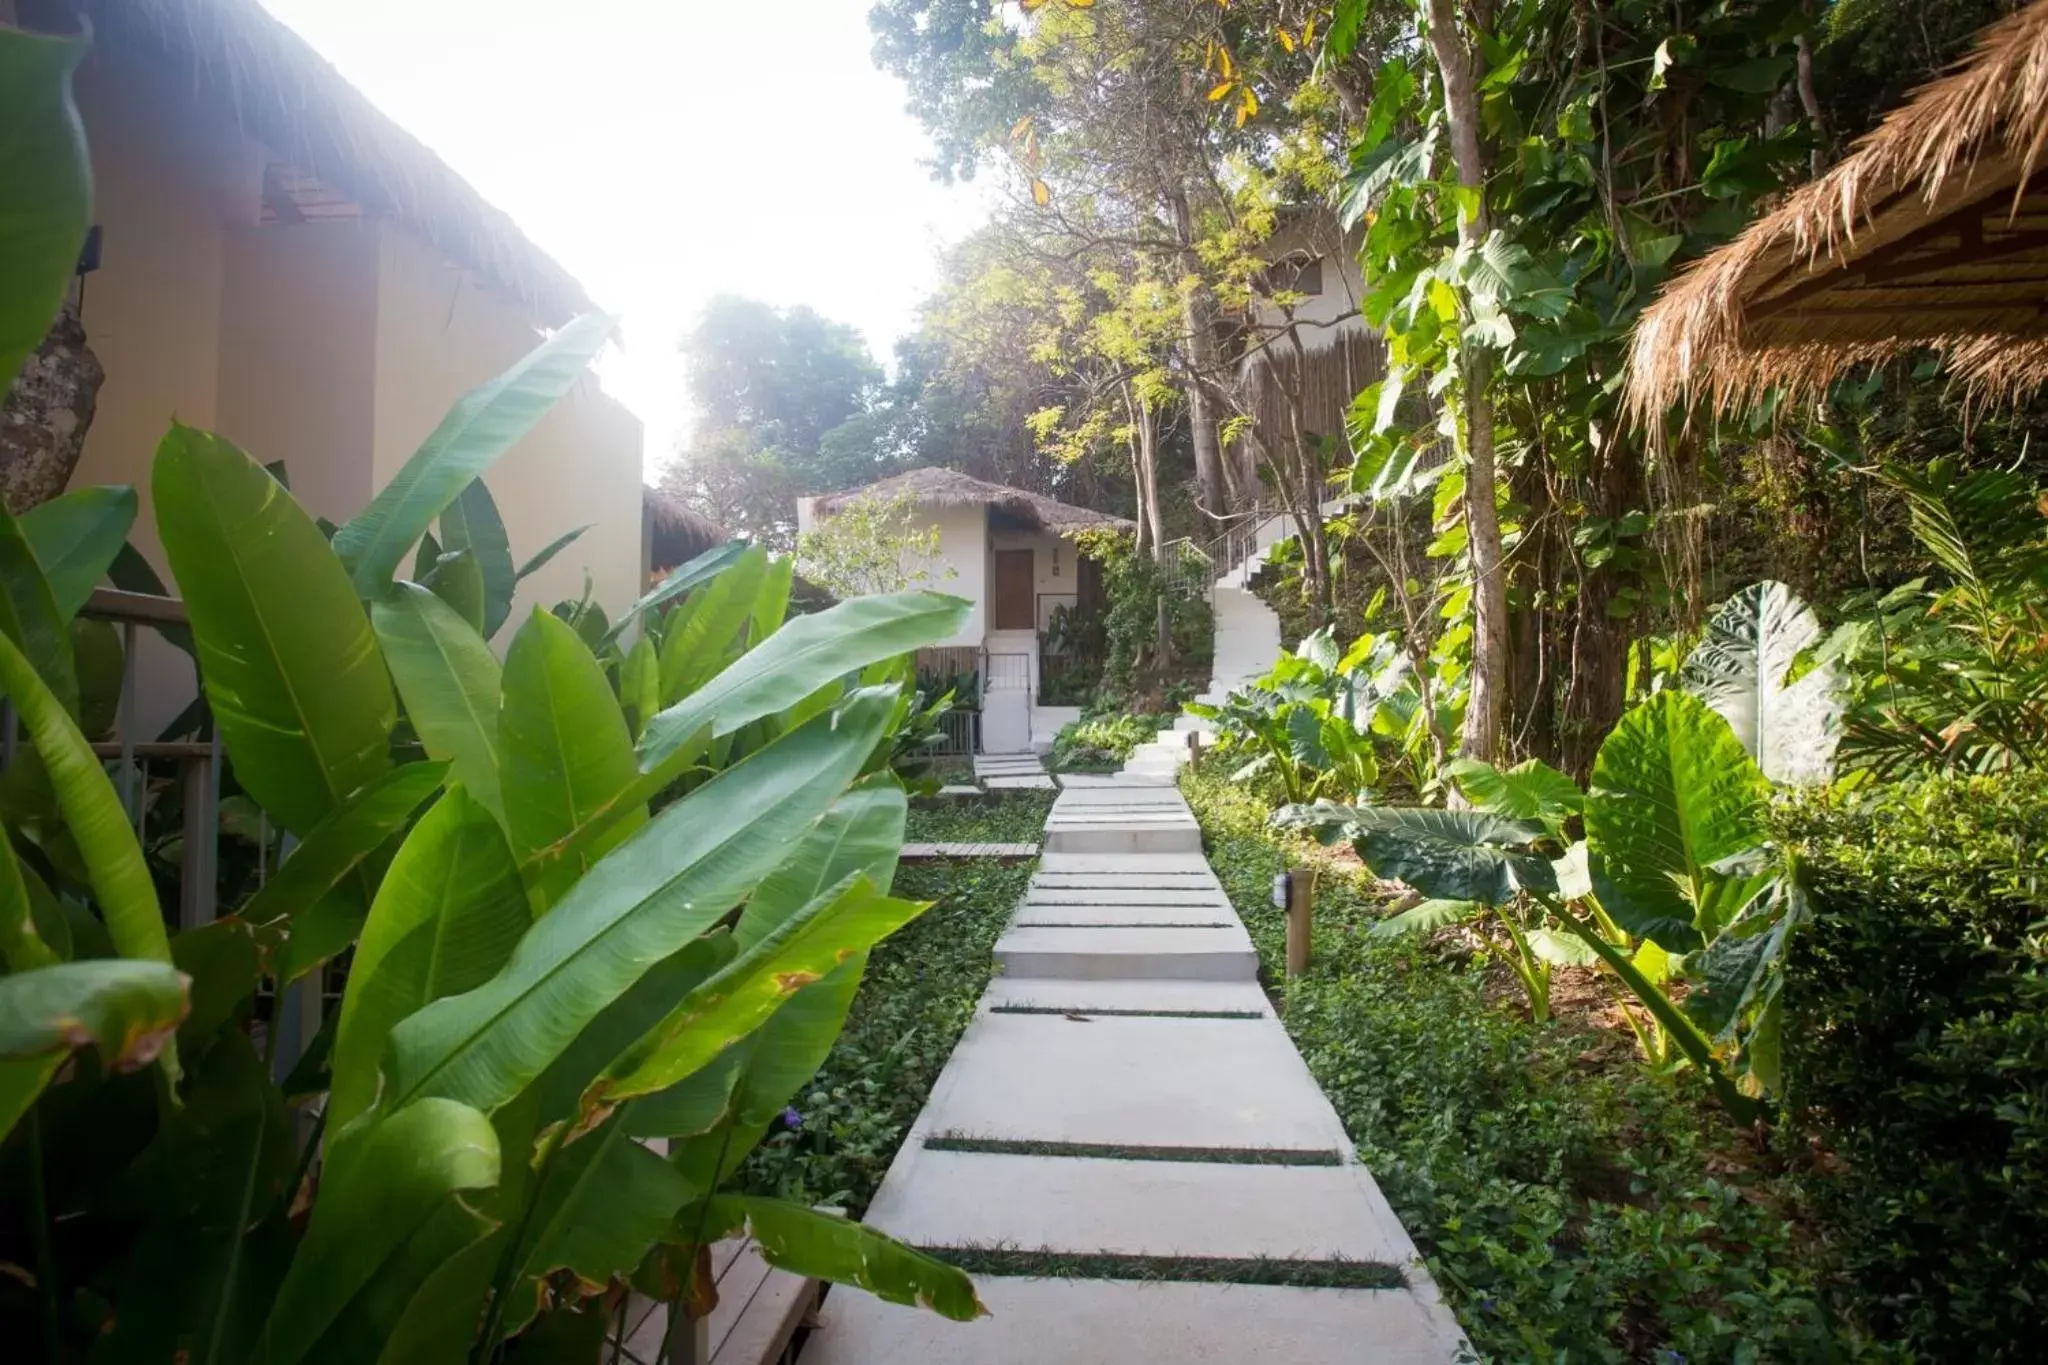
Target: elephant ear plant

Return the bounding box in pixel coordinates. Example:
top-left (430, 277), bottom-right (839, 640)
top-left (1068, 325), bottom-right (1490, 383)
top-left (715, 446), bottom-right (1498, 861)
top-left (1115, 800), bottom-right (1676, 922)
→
top-left (1285, 673), bottom-right (1832, 1126)
top-left (0, 43), bottom-right (983, 1351)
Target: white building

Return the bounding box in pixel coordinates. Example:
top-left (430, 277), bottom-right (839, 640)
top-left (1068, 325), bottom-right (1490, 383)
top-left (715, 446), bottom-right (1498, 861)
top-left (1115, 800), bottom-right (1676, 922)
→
top-left (797, 467), bottom-right (1131, 754)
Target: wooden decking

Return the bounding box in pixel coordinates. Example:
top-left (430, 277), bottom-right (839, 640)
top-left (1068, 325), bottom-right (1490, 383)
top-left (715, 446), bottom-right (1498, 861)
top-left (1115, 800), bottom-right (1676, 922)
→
top-left (900, 842), bottom-right (1041, 862)
top-left (620, 1234), bottom-right (818, 1364)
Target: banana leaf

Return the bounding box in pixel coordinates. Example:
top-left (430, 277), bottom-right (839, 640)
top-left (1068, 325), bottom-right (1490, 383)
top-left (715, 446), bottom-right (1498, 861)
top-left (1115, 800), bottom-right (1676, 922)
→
top-left (155, 425), bottom-right (395, 834)
top-left (374, 583), bottom-right (504, 821)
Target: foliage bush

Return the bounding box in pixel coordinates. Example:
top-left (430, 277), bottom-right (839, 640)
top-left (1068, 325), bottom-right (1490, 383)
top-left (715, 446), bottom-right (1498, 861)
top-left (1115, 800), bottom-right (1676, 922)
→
top-left (1078, 531), bottom-right (1212, 700)
top-left (1049, 712), bottom-right (1171, 770)
top-left (1184, 767), bottom-right (1886, 1363)
top-left (741, 854), bottom-right (1033, 1216)
top-left (1776, 773), bottom-right (2048, 1359)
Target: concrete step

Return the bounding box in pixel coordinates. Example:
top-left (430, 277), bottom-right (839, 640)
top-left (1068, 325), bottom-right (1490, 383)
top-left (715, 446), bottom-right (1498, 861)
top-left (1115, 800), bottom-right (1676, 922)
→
top-left (1037, 851), bottom-right (1215, 875)
top-left (994, 925), bottom-right (1256, 980)
top-left (979, 976), bottom-right (1273, 1017)
top-left (864, 1151), bottom-right (1416, 1263)
top-left (1042, 823), bottom-right (1201, 855)
top-left (912, 1013), bottom-right (1352, 1150)
top-left (1024, 887), bottom-right (1234, 907)
top-left (1009, 905), bottom-right (1240, 928)
top-left (806, 1276), bottom-right (1467, 1365)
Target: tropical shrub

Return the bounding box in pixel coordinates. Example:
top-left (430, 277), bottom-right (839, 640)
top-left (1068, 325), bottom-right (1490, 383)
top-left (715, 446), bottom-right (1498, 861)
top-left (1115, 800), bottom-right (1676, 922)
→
top-left (0, 40), bottom-right (982, 1353)
top-left (1080, 530), bottom-right (1212, 698)
top-left (1777, 773), bottom-right (2048, 1358)
top-left (1191, 625), bottom-right (1446, 803)
top-left (1282, 579), bottom-right (1854, 1122)
top-left (1820, 461), bottom-right (2048, 777)
top-left (1049, 711), bottom-right (1167, 770)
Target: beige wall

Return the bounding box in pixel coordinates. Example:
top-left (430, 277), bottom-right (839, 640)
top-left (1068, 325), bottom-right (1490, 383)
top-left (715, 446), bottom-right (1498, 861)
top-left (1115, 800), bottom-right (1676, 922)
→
top-left (923, 504), bottom-right (987, 647)
top-left (216, 224), bottom-right (381, 524)
top-left (61, 26), bottom-right (262, 569)
top-left (371, 224), bottom-right (642, 629)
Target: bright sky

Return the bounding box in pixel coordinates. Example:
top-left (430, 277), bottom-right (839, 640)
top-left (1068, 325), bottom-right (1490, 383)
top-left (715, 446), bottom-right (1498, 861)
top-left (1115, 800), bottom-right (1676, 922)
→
top-left (256, 0), bottom-right (990, 480)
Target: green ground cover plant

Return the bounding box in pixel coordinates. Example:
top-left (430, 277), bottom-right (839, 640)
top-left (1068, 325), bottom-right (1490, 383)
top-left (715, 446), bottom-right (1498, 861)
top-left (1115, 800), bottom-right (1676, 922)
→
top-left (904, 791), bottom-right (1055, 845)
top-left (740, 854), bottom-right (1032, 1217)
top-left (1777, 774), bottom-right (2048, 1359)
top-left (1050, 712), bottom-right (1174, 771)
top-left (1183, 766), bottom-right (1891, 1363)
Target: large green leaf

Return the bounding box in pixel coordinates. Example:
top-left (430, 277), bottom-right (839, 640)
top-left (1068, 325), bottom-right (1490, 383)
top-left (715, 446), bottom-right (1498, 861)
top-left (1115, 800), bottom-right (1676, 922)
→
top-left (659, 544), bottom-right (769, 704)
top-left (0, 631), bottom-right (172, 972)
top-left (751, 553), bottom-right (796, 645)
top-left (440, 478), bottom-right (517, 639)
top-left (155, 425), bottom-right (395, 833)
top-left (514, 525), bottom-right (592, 585)
top-left (0, 27), bottom-right (91, 389)
top-left (1682, 580), bottom-right (1843, 785)
top-left (635, 590), bottom-right (969, 774)
top-left (497, 1116), bottom-right (694, 1337)
top-left (374, 583), bottom-right (504, 821)
top-left (92, 1031), bottom-right (294, 1365)
top-left (1443, 756), bottom-right (1583, 835)
top-left (383, 688), bottom-right (897, 1118)
top-left (0, 500), bottom-right (77, 715)
top-left (737, 781), bottom-right (906, 950)
top-left (0, 820), bottom-right (60, 971)
top-left (500, 609), bottom-right (641, 914)
top-left (333, 313), bottom-right (615, 596)
top-left (1366, 897), bottom-right (1478, 939)
top-left (600, 538), bottom-right (750, 647)
top-left (262, 1098), bottom-right (500, 1365)
top-left (19, 485), bottom-right (139, 622)
top-left (0, 959), bottom-right (188, 1139)
top-left (639, 960), bottom-right (863, 1154)
top-left (618, 634), bottom-right (659, 740)
top-left (705, 1196), bottom-right (986, 1321)
top-left (422, 546), bottom-right (486, 633)
top-left (1585, 691), bottom-right (1768, 951)
top-left (1290, 804), bottom-right (1553, 905)
top-left (327, 787), bottom-right (531, 1134)
top-left (239, 761), bottom-right (448, 928)
top-left (588, 875), bottom-right (925, 1110)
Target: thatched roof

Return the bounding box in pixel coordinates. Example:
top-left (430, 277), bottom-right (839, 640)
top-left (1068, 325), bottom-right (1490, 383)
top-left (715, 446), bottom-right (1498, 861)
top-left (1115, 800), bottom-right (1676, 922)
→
top-left (643, 488), bottom-right (736, 571)
top-left (73, 0), bottom-right (593, 324)
top-left (1626, 0), bottom-right (2048, 424)
top-left (811, 467), bottom-right (1135, 536)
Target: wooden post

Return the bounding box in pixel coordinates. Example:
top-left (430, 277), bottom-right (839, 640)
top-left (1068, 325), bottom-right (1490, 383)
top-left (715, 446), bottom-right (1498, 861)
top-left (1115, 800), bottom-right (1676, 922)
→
top-left (1285, 867), bottom-right (1316, 977)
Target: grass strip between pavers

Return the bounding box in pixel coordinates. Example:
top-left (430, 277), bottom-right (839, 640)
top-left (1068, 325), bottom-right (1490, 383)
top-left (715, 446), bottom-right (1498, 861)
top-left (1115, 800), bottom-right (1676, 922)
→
top-left (925, 1135), bottom-right (1342, 1165)
top-left (924, 1246), bottom-right (1406, 1290)
top-left (989, 1005), bottom-right (1265, 1019)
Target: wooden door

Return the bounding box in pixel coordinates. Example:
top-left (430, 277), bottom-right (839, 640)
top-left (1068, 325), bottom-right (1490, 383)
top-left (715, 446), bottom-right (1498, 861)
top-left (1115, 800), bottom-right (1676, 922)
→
top-left (992, 549), bottom-right (1035, 630)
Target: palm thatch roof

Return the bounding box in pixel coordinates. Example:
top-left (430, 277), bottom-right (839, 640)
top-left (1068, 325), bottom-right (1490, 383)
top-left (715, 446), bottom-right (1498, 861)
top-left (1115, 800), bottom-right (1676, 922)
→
top-left (811, 467), bottom-right (1135, 536)
top-left (1626, 0), bottom-right (2048, 424)
top-left (643, 488), bottom-right (735, 571)
top-left (68, 0), bottom-right (592, 324)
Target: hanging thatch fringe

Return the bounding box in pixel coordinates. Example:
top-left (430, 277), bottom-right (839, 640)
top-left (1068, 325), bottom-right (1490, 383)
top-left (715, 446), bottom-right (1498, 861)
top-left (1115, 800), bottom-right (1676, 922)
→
top-left (811, 467), bottom-right (1133, 536)
top-left (1625, 0), bottom-right (2048, 427)
top-left (57, 0), bottom-right (593, 325)
top-left (1237, 328), bottom-right (1388, 453)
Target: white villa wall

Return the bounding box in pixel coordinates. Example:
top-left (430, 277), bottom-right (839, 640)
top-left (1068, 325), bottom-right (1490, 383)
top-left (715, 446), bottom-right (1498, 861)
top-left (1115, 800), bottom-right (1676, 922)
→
top-left (990, 528), bottom-right (1072, 631)
top-left (925, 503), bottom-right (988, 647)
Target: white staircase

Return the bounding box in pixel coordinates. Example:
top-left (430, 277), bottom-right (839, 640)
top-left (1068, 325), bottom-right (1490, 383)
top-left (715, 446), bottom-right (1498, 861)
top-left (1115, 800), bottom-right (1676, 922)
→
top-left (1123, 503), bottom-right (1347, 775)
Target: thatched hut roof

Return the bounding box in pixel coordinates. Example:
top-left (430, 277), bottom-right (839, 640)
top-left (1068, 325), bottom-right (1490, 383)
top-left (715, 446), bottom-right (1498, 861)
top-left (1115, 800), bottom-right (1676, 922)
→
top-left (70, 0), bottom-right (593, 324)
top-left (643, 488), bottom-right (736, 572)
top-left (1625, 0), bottom-right (2048, 424)
top-left (811, 467), bottom-right (1135, 536)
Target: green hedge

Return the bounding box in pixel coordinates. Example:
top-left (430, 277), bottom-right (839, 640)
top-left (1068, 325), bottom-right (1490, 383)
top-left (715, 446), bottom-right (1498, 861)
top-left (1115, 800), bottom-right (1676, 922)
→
top-left (1777, 773), bottom-right (2048, 1359)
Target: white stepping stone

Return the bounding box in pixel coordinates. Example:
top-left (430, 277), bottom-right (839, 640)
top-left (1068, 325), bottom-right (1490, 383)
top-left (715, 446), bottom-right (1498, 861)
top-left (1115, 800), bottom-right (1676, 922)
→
top-left (1037, 852), bottom-right (1215, 875)
top-left (1043, 825), bottom-right (1202, 855)
top-left (1010, 906), bottom-right (1238, 928)
top-left (805, 1274), bottom-right (1466, 1365)
top-left (986, 775), bottom-right (1058, 790)
top-left (864, 1152), bottom-right (1416, 1264)
top-left (915, 1014), bottom-right (1348, 1150)
top-left (938, 784), bottom-right (984, 798)
top-left (995, 925), bottom-right (1256, 980)
top-left (1025, 888), bottom-right (1233, 906)
top-left (980, 976), bottom-right (1274, 1017)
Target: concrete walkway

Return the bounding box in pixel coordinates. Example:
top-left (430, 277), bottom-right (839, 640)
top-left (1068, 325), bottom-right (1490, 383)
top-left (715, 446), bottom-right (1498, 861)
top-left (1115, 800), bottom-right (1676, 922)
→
top-left (803, 763), bottom-right (1467, 1363)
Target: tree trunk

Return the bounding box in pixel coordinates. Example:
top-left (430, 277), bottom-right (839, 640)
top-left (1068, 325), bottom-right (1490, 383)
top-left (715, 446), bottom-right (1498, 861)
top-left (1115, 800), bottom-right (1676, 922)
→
top-left (1167, 185), bottom-right (1234, 517)
top-left (1425, 0), bottom-right (1509, 764)
top-left (1558, 434), bottom-right (1644, 779)
top-left (1, 303), bottom-right (102, 513)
